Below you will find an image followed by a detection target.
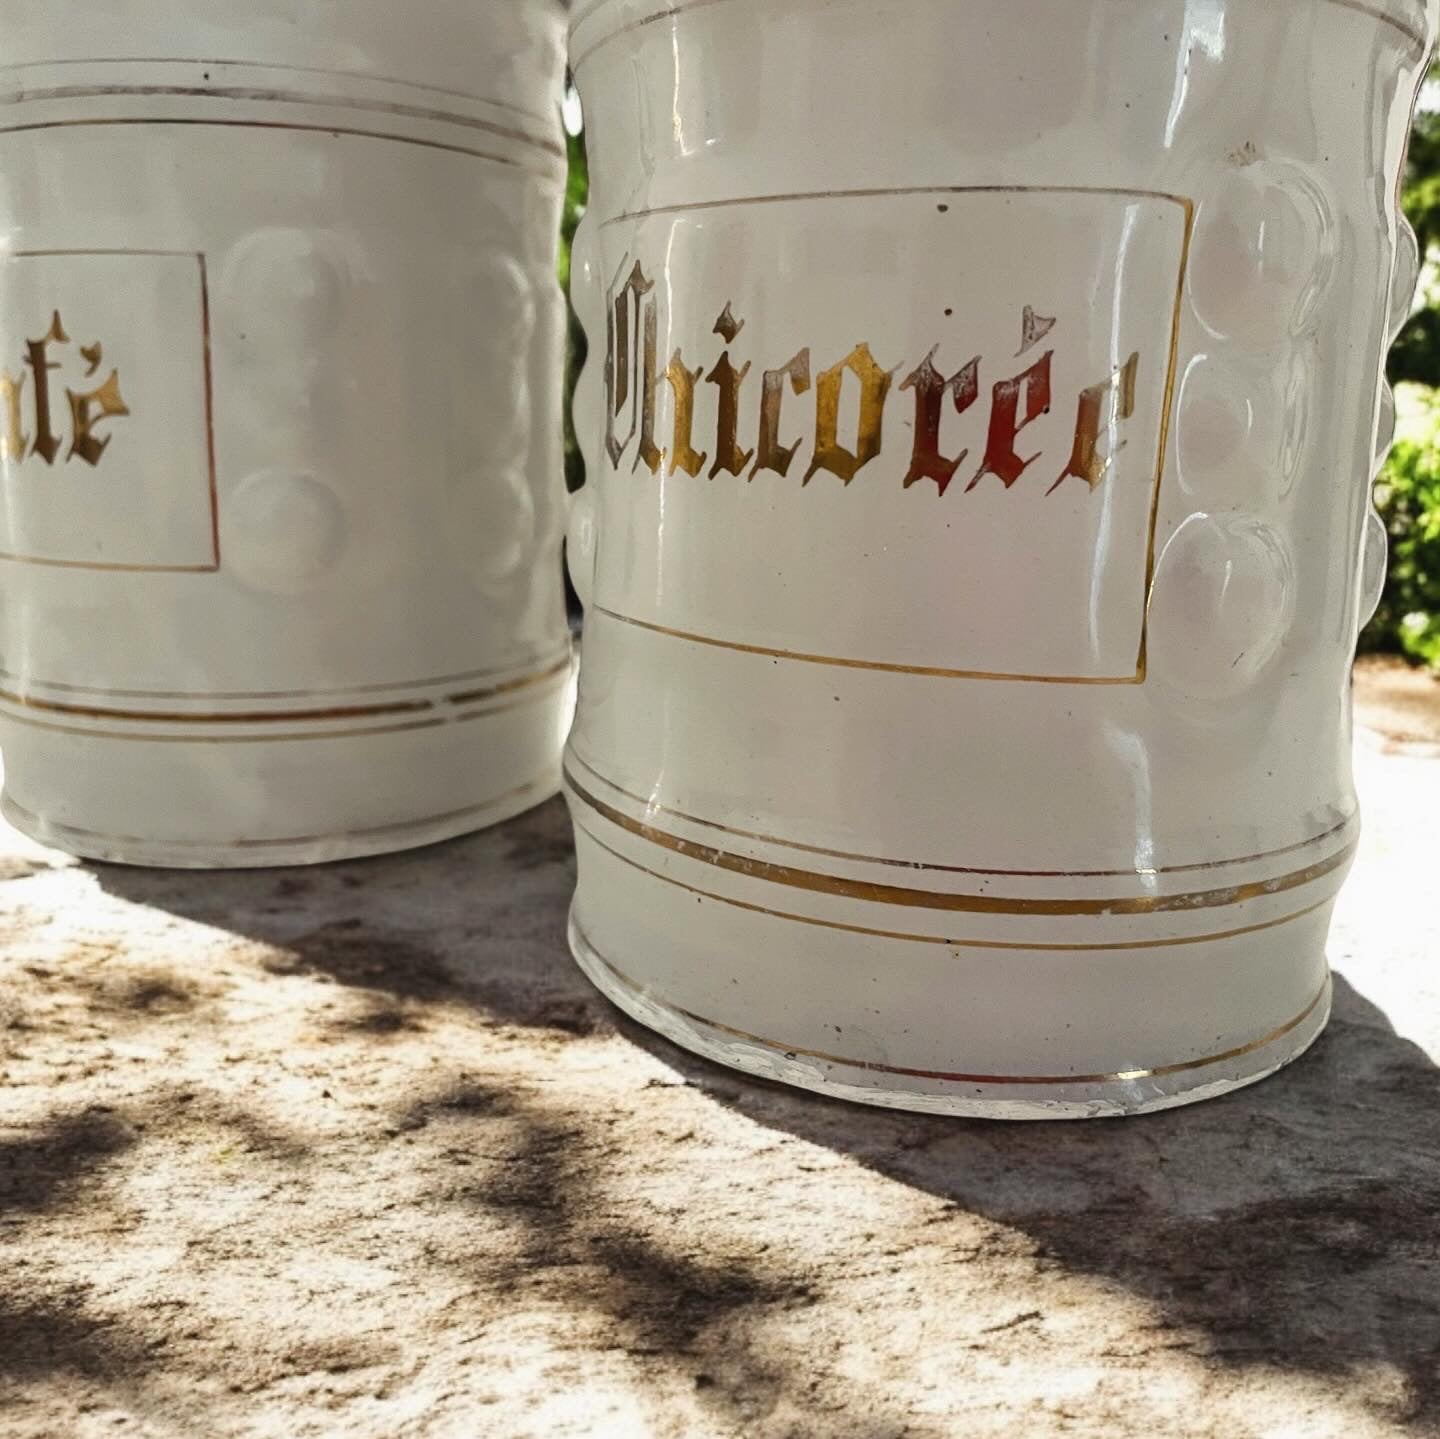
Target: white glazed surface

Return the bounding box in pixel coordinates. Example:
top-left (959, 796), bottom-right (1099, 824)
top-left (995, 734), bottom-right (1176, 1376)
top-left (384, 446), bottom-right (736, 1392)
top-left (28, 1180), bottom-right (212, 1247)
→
top-left (0, 0), bottom-right (574, 866)
top-left (565, 0), bottom-right (1436, 1115)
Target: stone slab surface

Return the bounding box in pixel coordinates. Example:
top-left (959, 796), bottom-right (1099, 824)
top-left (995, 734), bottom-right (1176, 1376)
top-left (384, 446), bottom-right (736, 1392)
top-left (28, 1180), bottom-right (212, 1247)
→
top-left (1, 742), bottom-right (1438, 1438)
top-left (1356, 655), bottom-right (1440, 752)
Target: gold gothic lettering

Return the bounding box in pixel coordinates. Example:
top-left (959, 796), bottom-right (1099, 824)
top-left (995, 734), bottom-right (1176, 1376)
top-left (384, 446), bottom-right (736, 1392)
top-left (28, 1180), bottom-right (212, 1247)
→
top-left (26, 312), bottom-right (68, 465)
top-left (604, 261), bottom-right (652, 467)
top-left (1049, 351), bottom-right (1140, 494)
top-left (67, 370), bottom-right (131, 467)
top-left (599, 257), bottom-right (1145, 502)
top-left (706, 303), bottom-right (753, 481)
top-left (635, 298), bottom-right (664, 474)
top-left (0, 372), bottom-right (28, 463)
top-left (805, 343), bottom-right (892, 486)
top-left (706, 351), bottom-right (753, 479)
top-left (2, 312), bottom-right (129, 470)
top-left (665, 350), bottom-right (706, 478)
top-left (752, 349), bottom-right (812, 481)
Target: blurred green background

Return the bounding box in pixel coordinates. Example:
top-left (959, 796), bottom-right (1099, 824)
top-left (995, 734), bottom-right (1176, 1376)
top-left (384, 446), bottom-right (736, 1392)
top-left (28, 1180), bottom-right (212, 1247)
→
top-left (559, 85), bottom-right (1440, 674)
top-left (1370, 65), bottom-right (1440, 672)
top-left (560, 116), bottom-right (588, 499)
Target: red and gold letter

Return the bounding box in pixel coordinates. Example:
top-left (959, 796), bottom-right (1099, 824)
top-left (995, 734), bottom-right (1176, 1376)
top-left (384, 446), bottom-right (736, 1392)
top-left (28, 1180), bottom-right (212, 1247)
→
top-left (1049, 351), bottom-right (1139, 494)
top-left (968, 349), bottom-right (1052, 491)
top-left (899, 347), bottom-right (981, 496)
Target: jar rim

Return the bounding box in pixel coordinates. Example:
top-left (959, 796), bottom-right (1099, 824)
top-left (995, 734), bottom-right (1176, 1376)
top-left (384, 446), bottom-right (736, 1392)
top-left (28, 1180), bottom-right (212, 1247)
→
top-left (571, 0), bottom-right (1432, 69)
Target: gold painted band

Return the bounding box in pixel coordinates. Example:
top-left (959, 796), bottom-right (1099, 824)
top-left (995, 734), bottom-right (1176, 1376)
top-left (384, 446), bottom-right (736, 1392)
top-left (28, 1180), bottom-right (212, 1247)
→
top-left (578, 921), bottom-right (1331, 1086)
top-left (449, 658), bottom-right (577, 707)
top-left (0, 658), bottom-right (573, 726)
top-left (0, 690), bottom-right (426, 724)
top-left (566, 750), bottom-right (1358, 880)
top-left (0, 644), bottom-right (575, 704)
top-left (565, 771), bottom-right (1356, 917)
top-left (3, 775), bottom-right (551, 852)
top-left (573, 819), bottom-right (1333, 950)
top-left (572, 0), bottom-right (1425, 72)
top-left (0, 667), bottom-right (572, 744)
top-left (0, 58), bottom-right (558, 131)
top-left (0, 117), bottom-right (564, 183)
top-left (600, 182), bottom-right (1195, 227)
top-left (0, 85), bottom-right (565, 160)
top-left (0, 552), bottom-right (218, 573)
top-left (592, 606), bottom-right (1145, 684)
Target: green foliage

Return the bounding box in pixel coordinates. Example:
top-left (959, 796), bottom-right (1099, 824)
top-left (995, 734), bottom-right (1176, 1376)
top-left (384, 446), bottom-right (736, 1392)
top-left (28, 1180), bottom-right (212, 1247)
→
top-left (1365, 68), bottom-right (1440, 669)
top-left (1390, 64), bottom-right (1440, 387)
top-left (560, 123), bottom-right (589, 494)
top-left (1364, 433), bottom-right (1440, 668)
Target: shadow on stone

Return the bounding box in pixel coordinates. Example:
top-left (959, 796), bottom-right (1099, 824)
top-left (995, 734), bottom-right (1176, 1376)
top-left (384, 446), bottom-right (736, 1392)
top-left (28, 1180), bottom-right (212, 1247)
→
top-left (0, 1289), bottom-right (159, 1382)
top-left (0, 1107), bottom-right (138, 1216)
top-left (260, 919), bottom-right (460, 1005)
top-left (89, 798), bottom-right (599, 1041)
top-left (396, 1077), bottom-right (843, 1435)
top-left (84, 802), bottom-right (1440, 1422)
top-left (610, 974), bottom-right (1440, 1427)
top-left (64, 966), bottom-right (203, 1019)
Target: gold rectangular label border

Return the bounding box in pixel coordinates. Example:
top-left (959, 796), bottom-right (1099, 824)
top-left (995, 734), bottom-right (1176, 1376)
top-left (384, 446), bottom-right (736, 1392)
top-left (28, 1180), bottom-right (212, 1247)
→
top-left (595, 183), bottom-right (1196, 685)
top-left (0, 246), bottom-right (219, 574)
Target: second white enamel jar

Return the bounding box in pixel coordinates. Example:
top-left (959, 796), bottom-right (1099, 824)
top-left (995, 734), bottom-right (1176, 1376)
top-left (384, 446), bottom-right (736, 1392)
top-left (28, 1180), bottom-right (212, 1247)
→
top-left (564, 0), bottom-right (1434, 1116)
top-left (0, 0), bottom-right (574, 866)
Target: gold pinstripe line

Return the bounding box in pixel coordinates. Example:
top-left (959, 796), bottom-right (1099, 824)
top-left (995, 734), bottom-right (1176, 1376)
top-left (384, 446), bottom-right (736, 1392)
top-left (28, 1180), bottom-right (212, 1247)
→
top-left (565, 750), bottom-right (1358, 880)
top-left (571, 819), bottom-right (1335, 951)
top-left (566, 770), bottom-right (1355, 918)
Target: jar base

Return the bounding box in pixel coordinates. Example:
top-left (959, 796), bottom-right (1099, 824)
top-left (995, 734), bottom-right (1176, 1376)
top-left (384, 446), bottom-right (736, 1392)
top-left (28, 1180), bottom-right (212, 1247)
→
top-left (2, 774), bottom-right (559, 870)
top-left (0, 653), bottom-right (575, 869)
top-left (568, 908), bottom-right (1333, 1121)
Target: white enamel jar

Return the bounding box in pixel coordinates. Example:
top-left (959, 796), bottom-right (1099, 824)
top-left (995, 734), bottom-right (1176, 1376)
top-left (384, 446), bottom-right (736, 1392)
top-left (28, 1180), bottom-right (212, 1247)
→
top-left (0, 0), bottom-right (574, 867)
top-left (565, 0), bottom-right (1435, 1117)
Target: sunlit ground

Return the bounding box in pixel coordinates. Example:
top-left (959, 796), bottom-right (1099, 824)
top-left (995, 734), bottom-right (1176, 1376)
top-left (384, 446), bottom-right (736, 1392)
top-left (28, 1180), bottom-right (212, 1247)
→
top-left (1, 722), bottom-right (1438, 1437)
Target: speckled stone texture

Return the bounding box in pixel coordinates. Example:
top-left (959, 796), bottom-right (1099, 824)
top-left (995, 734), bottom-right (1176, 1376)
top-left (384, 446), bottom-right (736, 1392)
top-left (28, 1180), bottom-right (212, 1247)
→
top-left (2, 740), bottom-right (1438, 1438)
